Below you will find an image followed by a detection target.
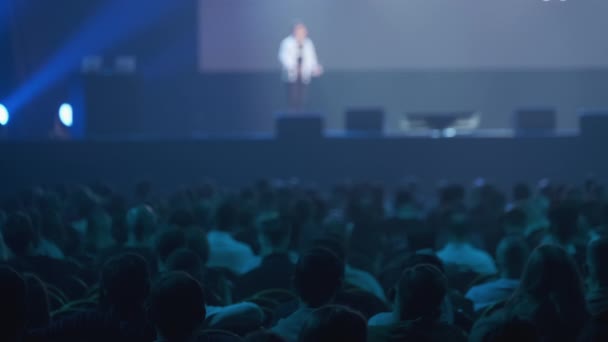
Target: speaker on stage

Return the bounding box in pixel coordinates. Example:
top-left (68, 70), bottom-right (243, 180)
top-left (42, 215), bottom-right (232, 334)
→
top-left (513, 107), bottom-right (556, 136)
top-left (275, 114), bottom-right (324, 140)
top-left (345, 108), bottom-right (384, 135)
top-left (580, 110), bottom-right (608, 140)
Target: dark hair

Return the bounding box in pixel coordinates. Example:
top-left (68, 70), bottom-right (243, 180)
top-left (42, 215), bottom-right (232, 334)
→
top-left (298, 305), bottom-right (367, 342)
top-left (397, 264), bottom-right (447, 321)
top-left (2, 212), bottom-right (38, 257)
top-left (588, 238), bottom-right (608, 287)
top-left (402, 250), bottom-right (445, 273)
top-left (168, 209), bottom-right (196, 229)
top-left (128, 205), bottom-right (157, 243)
top-left (548, 201), bottom-right (580, 244)
top-left (0, 266), bottom-right (27, 341)
top-left (502, 208), bottom-right (527, 229)
top-left (256, 212), bottom-right (290, 247)
top-left (100, 253), bottom-right (150, 310)
top-left (294, 248), bottom-right (344, 308)
top-left (496, 236), bottom-right (530, 279)
top-left (244, 331), bottom-right (286, 342)
top-left (508, 245), bottom-right (588, 339)
top-left (215, 200), bottom-right (239, 232)
top-left (185, 227), bottom-right (210, 266)
top-left (24, 273), bottom-right (50, 330)
top-left (481, 317), bottom-right (540, 342)
top-left (166, 248), bottom-right (203, 280)
top-left (443, 209), bottom-right (471, 239)
top-left (156, 229), bottom-right (187, 264)
top-left (150, 271), bottom-right (206, 341)
top-left (513, 183), bottom-right (531, 202)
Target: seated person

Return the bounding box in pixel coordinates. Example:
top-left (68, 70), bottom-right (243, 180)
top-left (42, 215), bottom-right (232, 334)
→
top-left (3, 212), bottom-right (89, 296)
top-left (165, 248), bottom-right (264, 333)
top-left (0, 266), bottom-right (27, 342)
top-left (207, 200), bottom-right (256, 275)
top-left (369, 251), bottom-right (469, 327)
top-left (298, 305), bottom-right (367, 342)
top-left (586, 238), bottom-right (608, 317)
top-left (28, 253), bottom-right (155, 342)
top-left (368, 264), bottom-right (467, 342)
top-left (466, 236), bottom-right (529, 312)
top-left (437, 210), bottom-right (497, 275)
top-left (150, 271), bottom-right (206, 342)
top-left (272, 248), bottom-right (345, 342)
top-left (234, 212), bottom-right (295, 300)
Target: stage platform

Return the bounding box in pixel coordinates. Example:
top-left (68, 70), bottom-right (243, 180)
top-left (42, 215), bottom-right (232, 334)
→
top-left (1, 133), bottom-right (606, 195)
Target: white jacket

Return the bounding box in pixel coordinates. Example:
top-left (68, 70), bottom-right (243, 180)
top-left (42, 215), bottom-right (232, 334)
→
top-left (278, 36), bottom-right (320, 84)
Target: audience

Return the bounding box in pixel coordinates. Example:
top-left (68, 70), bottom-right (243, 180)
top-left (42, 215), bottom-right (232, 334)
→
top-left (437, 209), bottom-right (498, 275)
top-left (298, 305), bottom-right (367, 342)
top-left (207, 200), bottom-right (256, 275)
top-left (234, 212), bottom-right (295, 300)
top-left (368, 264), bottom-right (466, 342)
top-left (150, 271), bottom-right (206, 342)
top-left (0, 266), bottom-right (27, 342)
top-left (466, 236), bottom-right (530, 312)
top-left (0, 178), bottom-right (606, 342)
top-left (471, 244), bottom-right (589, 341)
top-left (271, 248), bottom-right (344, 342)
top-left (28, 253), bottom-right (155, 341)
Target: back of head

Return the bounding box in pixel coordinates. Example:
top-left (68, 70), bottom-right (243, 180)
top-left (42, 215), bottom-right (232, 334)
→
top-left (24, 273), bottom-right (50, 330)
top-left (294, 248), bottom-right (344, 308)
top-left (156, 229), bottom-right (187, 264)
top-left (513, 183), bottom-right (531, 202)
top-left (166, 248), bottom-right (203, 280)
top-left (184, 227), bottom-right (210, 266)
top-left (101, 253), bottom-right (150, 311)
top-left (588, 238), bottom-right (608, 287)
top-left (126, 205), bottom-right (157, 243)
top-left (402, 250), bottom-right (445, 273)
top-left (298, 305), bottom-right (366, 342)
top-left (443, 209), bottom-right (471, 241)
top-left (256, 212), bottom-right (291, 251)
top-left (397, 264), bottom-right (448, 322)
top-left (244, 331), bottom-right (286, 342)
top-left (481, 317), bottom-right (540, 342)
top-left (0, 266), bottom-right (26, 341)
top-left (150, 271), bottom-right (206, 341)
top-left (496, 236), bottom-right (530, 279)
top-left (502, 208), bottom-right (527, 234)
top-left (512, 244), bottom-right (587, 326)
top-left (548, 201), bottom-right (580, 244)
top-left (215, 200), bottom-right (239, 232)
top-left (2, 212), bottom-right (37, 257)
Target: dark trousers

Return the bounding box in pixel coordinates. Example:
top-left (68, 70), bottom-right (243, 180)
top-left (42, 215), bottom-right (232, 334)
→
top-left (286, 80), bottom-right (308, 111)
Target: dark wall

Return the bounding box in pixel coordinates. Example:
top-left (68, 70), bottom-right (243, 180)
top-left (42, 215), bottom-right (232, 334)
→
top-left (0, 136), bottom-right (605, 197)
top-left (135, 70), bottom-right (608, 137)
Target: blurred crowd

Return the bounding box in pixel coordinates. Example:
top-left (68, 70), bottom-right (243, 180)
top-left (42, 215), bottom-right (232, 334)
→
top-left (0, 177), bottom-right (607, 341)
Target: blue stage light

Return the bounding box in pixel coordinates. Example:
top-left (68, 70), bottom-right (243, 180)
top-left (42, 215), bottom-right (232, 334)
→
top-left (0, 104), bottom-right (9, 126)
top-left (58, 103), bottom-right (73, 127)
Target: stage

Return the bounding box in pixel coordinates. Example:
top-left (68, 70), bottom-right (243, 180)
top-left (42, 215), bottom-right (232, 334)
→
top-left (1, 133), bottom-right (605, 195)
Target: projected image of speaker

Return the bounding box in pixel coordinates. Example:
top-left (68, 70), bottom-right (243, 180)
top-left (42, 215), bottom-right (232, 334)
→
top-left (513, 108), bottom-right (556, 137)
top-left (275, 114), bottom-right (324, 140)
top-left (345, 108), bottom-right (385, 136)
top-left (580, 110), bottom-right (608, 140)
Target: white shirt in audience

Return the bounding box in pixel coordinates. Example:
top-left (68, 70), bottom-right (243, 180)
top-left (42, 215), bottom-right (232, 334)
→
top-left (271, 306), bottom-right (314, 342)
top-left (206, 230), bottom-right (257, 275)
top-left (465, 278), bottom-right (520, 312)
top-left (437, 241), bottom-right (497, 275)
